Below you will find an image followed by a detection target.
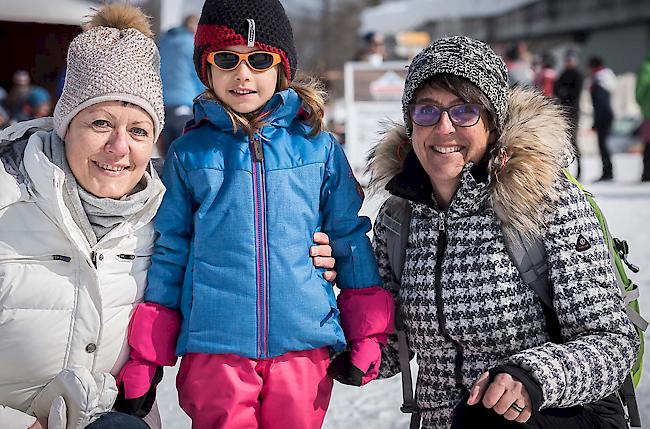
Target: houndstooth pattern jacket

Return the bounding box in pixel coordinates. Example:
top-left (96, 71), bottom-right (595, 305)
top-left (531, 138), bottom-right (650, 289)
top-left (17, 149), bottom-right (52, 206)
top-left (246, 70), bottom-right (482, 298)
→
top-left (366, 88), bottom-right (640, 429)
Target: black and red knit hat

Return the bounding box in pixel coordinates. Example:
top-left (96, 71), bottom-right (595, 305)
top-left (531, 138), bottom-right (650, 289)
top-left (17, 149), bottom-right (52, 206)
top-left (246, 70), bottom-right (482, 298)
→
top-left (194, 0), bottom-right (297, 86)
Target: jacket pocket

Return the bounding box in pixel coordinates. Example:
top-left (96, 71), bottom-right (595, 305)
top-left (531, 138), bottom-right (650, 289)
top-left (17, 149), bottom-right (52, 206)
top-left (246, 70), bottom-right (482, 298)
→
top-left (0, 254), bottom-right (72, 263)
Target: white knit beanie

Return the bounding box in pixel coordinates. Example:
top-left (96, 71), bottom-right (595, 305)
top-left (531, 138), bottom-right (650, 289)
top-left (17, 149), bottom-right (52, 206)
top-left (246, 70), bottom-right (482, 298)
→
top-left (54, 4), bottom-right (165, 140)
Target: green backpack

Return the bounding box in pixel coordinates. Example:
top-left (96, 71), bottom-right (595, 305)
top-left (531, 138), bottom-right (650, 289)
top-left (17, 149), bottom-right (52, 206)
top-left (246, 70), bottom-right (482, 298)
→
top-left (384, 169), bottom-right (647, 428)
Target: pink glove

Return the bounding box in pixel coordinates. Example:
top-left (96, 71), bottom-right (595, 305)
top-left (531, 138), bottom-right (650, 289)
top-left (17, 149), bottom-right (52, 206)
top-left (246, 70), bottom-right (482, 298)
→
top-left (328, 287), bottom-right (394, 386)
top-left (116, 302), bottom-right (181, 411)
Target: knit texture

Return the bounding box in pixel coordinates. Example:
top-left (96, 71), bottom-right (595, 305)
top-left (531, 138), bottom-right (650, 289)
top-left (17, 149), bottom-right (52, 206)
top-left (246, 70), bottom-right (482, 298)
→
top-left (402, 36), bottom-right (509, 136)
top-left (194, 0), bottom-right (297, 85)
top-left (54, 24), bottom-right (164, 140)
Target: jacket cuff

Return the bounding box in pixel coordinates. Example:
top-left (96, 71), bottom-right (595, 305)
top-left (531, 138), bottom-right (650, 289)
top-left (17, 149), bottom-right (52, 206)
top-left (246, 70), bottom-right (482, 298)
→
top-left (128, 302), bottom-right (181, 366)
top-left (490, 365), bottom-right (543, 412)
top-left (337, 287), bottom-right (395, 341)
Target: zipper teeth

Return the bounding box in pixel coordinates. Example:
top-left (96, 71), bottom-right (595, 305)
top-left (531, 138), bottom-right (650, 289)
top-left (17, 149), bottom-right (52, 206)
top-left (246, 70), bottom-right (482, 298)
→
top-left (260, 165), bottom-right (269, 357)
top-left (433, 212), bottom-right (464, 388)
top-left (252, 152), bottom-right (262, 357)
top-left (251, 139), bottom-right (266, 357)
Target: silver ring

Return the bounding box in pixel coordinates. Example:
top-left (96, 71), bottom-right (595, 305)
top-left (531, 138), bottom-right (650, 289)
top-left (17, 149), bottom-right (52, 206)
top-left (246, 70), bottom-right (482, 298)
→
top-left (510, 402), bottom-right (526, 413)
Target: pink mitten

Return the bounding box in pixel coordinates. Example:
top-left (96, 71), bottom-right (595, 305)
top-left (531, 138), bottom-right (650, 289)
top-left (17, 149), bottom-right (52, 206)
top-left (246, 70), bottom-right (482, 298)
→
top-left (328, 287), bottom-right (394, 386)
top-left (115, 302), bottom-right (181, 416)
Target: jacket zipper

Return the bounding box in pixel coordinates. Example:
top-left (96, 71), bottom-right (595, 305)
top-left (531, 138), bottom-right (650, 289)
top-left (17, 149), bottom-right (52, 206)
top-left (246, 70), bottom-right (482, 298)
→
top-left (433, 211), bottom-right (466, 391)
top-left (116, 253), bottom-right (152, 261)
top-left (251, 136), bottom-right (269, 357)
top-left (0, 254), bottom-right (71, 263)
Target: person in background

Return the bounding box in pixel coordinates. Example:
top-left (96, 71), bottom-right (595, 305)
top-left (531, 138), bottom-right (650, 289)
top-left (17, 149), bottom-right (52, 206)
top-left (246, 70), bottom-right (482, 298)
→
top-left (635, 48), bottom-right (650, 182)
top-left (554, 49), bottom-right (584, 178)
top-left (158, 14), bottom-right (204, 157)
top-left (588, 56), bottom-right (616, 181)
top-left (365, 35), bottom-right (638, 429)
top-left (15, 86), bottom-right (52, 122)
top-left (505, 42), bottom-right (534, 88)
top-left (0, 87), bottom-right (9, 129)
top-left (6, 70), bottom-right (32, 120)
top-left (355, 31), bottom-right (386, 66)
top-left (535, 52), bottom-right (557, 98)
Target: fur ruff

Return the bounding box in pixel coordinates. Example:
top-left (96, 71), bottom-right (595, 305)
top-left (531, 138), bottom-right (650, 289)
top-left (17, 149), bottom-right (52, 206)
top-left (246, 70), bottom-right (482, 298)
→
top-left (87, 3), bottom-right (153, 38)
top-left (366, 87), bottom-right (572, 238)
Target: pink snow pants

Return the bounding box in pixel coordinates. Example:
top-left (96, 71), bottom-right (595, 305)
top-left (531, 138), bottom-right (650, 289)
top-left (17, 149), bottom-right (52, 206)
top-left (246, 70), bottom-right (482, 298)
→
top-left (176, 347), bottom-right (333, 429)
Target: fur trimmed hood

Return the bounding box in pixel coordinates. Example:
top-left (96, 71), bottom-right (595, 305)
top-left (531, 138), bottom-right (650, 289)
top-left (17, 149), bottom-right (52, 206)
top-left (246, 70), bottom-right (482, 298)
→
top-left (366, 87), bottom-right (572, 238)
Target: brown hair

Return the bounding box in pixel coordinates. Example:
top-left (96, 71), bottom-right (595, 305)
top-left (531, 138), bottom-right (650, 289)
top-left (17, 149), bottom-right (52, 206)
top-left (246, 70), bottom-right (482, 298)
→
top-left (202, 66), bottom-right (326, 138)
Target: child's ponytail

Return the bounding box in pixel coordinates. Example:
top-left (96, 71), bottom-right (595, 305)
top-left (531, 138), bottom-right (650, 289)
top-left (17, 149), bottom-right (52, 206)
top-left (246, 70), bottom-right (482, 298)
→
top-left (279, 73), bottom-right (326, 138)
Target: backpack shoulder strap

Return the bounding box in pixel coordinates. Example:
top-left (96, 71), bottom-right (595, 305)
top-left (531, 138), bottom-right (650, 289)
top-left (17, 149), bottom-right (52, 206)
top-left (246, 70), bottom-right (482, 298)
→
top-left (383, 196), bottom-right (412, 283)
top-left (382, 196), bottom-right (420, 428)
top-left (498, 213), bottom-right (562, 342)
top-left (500, 224), bottom-right (553, 309)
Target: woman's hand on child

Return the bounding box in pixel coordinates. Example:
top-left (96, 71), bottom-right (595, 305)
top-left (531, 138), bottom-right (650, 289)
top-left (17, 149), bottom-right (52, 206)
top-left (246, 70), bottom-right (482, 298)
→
top-left (311, 232), bottom-right (337, 282)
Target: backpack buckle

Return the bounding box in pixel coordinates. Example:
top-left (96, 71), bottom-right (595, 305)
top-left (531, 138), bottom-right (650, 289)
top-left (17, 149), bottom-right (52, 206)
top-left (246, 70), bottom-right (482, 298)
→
top-left (614, 238), bottom-right (640, 273)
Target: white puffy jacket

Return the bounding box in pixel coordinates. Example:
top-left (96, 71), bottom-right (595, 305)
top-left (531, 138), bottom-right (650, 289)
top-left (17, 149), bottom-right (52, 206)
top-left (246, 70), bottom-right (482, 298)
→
top-left (0, 119), bottom-right (165, 428)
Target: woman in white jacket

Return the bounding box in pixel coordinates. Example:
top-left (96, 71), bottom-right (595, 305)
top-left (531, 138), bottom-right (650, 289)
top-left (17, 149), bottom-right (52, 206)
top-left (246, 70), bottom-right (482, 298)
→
top-left (0, 5), bottom-right (168, 429)
top-left (0, 4), bottom-right (336, 429)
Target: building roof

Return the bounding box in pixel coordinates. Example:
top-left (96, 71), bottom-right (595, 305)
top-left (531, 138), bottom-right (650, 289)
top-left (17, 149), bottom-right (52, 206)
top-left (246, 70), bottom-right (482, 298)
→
top-left (0, 0), bottom-right (97, 25)
top-left (361, 0), bottom-right (539, 35)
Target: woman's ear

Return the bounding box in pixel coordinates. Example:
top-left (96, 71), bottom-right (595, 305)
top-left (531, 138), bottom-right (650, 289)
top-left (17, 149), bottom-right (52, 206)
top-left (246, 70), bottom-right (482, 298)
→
top-left (488, 129), bottom-right (499, 145)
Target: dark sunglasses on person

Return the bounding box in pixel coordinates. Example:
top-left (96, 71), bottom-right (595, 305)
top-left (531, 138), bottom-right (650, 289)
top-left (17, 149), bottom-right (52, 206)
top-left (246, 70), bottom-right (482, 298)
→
top-left (207, 50), bottom-right (282, 72)
top-left (409, 103), bottom-right (482, 127)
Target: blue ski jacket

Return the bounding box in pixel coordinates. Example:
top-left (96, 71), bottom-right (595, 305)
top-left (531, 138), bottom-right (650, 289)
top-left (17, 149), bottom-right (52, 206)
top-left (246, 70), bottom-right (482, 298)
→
top-left (145, 89), bottom-right (381, 358)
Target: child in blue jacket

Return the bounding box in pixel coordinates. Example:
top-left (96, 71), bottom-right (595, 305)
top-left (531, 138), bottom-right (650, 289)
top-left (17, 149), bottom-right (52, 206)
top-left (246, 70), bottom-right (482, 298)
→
top-left (116, 1), bottom-right (394, 427)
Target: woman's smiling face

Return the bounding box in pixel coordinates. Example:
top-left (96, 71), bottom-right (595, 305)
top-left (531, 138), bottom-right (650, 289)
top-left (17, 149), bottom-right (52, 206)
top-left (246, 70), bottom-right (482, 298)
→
top-left (65, 101), bottom-right (155, 199)
top-left (411, 85), bottom-right (492, 194)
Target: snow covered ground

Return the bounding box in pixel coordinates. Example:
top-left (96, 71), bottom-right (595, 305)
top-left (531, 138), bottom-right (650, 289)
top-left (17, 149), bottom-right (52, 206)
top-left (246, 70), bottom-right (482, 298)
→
top-left (156, 153), bottom-right (650, 428)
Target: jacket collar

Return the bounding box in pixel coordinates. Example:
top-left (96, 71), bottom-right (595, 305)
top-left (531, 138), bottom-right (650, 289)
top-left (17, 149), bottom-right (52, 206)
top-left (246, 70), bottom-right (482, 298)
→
top-left (192, 88), bottom-right (303, 133)
top-left (367, 87), bottom-right (572, 238)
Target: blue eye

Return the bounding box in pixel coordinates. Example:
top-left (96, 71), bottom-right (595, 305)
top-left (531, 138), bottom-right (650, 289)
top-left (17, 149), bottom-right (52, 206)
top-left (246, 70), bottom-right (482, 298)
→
top-left (92, 119), bottom-right (110, 128)
top-left (131, 127), bottom-right (148, 137)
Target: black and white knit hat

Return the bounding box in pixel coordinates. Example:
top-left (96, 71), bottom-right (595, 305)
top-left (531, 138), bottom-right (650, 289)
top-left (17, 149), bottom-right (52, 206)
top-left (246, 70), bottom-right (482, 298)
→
top-left (402, 36), bottom-right (509, 135)
top-left (53, 4), bottom-right (164, 140)
top-left (194, 0), bottom-right (297, 86)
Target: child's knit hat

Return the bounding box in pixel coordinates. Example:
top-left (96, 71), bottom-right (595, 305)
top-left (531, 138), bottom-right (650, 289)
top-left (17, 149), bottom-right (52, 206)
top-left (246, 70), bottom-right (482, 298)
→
top-left (194, 0), bottom-right (297, 86)
top-left (53, 3), bottom-right (165, 140)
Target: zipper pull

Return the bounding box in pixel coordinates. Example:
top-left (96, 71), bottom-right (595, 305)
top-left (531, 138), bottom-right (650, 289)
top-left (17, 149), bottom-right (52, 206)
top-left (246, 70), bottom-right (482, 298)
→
top-left (117, 254), bottom-right (136, 260)
top-left (252, 138), bottom-right (264, 162)
top-left (438, 212), bottom-right (446, 232)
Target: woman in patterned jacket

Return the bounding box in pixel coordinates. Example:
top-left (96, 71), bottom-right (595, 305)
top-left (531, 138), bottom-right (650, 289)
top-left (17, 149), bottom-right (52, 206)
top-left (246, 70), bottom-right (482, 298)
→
top-left (365, 36), bottom-right (639, 429)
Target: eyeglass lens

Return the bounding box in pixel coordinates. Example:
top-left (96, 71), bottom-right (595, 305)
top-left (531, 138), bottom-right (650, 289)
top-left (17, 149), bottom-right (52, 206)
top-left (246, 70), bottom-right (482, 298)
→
top-left (410, 104), bottom-right (481, 127)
